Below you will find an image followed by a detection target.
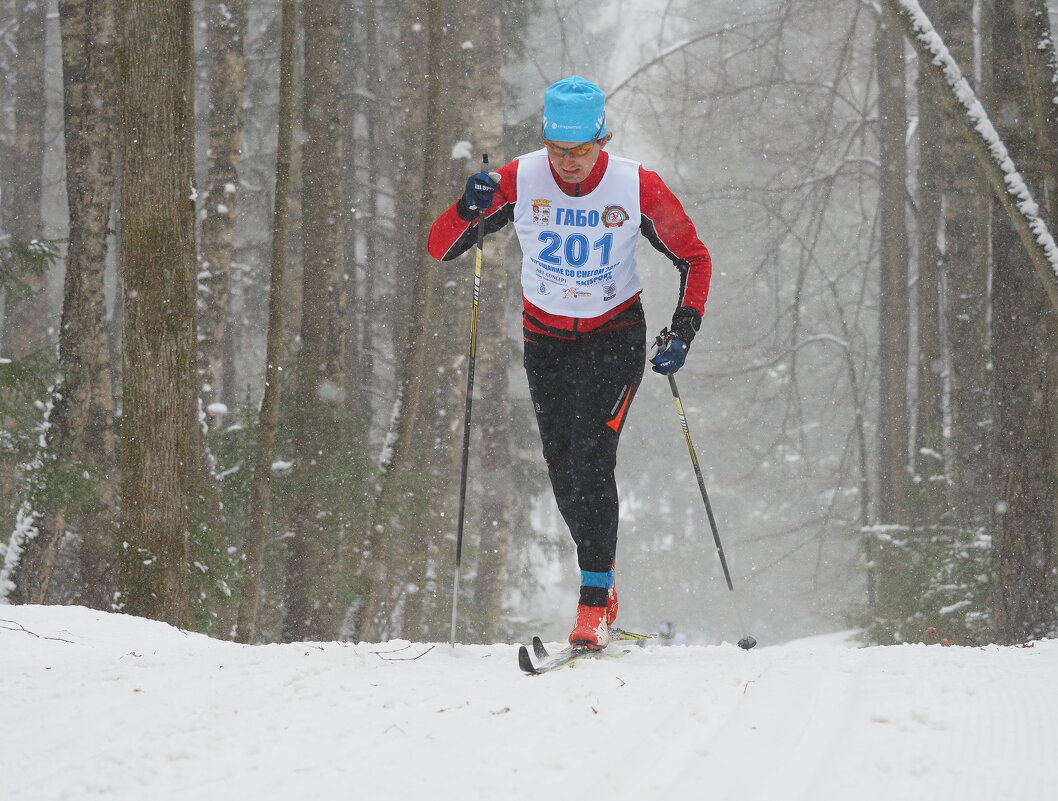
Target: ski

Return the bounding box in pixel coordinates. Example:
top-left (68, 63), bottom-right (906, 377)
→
top-left (518, 643), bottom-right (607, 674)
top-left (519, 635), bottom-right (639, 674)
top-left (529, 627), bottom-right (655, 661)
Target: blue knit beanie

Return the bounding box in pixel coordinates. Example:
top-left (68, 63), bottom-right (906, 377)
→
top-left (541, 76), bottom-right (608, 142)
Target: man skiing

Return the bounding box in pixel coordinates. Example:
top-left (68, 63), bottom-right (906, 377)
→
top-left (428, 76), bottom-right (712, 651)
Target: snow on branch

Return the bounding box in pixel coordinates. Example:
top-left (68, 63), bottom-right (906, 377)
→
top-left (886, 0), bottom-right (1058, 314)
top-left (0, 503), bottom-right (42, 603)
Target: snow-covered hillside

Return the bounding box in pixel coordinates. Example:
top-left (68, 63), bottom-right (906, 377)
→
top-left (3, 605), bottom-right (1055, 800)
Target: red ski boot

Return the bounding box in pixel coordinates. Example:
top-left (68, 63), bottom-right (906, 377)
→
top-left (569, 604), bottom-right (610, 651)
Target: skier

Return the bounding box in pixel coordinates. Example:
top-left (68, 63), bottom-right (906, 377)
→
top-left (428, 76), bottom-right (712, 651)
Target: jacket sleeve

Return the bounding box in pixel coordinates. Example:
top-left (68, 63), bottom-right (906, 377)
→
top-left (427, 160), bottom-right (520, 261)
top-left (638, 166), bottom-right (712, 341)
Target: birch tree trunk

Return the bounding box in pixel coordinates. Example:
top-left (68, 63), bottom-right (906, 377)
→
top-left (116, 0), bottom-right (197, 627)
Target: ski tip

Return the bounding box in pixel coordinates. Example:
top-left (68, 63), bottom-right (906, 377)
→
top-left (518, 645), bottom-right (540, 675)
top-left (532, 636), bottom-right (549, 660)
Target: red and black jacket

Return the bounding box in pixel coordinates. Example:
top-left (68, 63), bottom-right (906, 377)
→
top-left (427, 150), bottom-right (712, 342)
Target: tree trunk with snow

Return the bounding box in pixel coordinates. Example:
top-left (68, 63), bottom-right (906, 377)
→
top-left (198, 0), bottom-right (248, 417)
top-left (332, 0), bottom-right (379, 636)
top-left (1010, 0), bottom-right (1058, 232)
top-left (236, 0), bottom-right (296, 645)
top-left (885, 0), bottom-right (1058, 315)
top-left (875, 10), bottom-right (911, 528)
top-left (869, 6), bottom-right (917, 635)
top-left (0, 0), bottom-right (13, 228)
top-left (27, 0), bottom-right (120, 609)
top-left (912, 0), bottom-right (946, 526)
top-left (0, 0), bottom-right (50, 512)
top-left (181, 0), bottom-right (251, 638)
top-left (411, 0), bottom-right (504, 639)
top-left (282, 0), bottom-right (347, 643)
top-left (460, 2), bottom-right (510, 643)
top-left (116, 0), bottom-right (198, 627)
top-left (3, 0), bottom-right (49, 359)
top-left (359, 0), bottom-right (472, 641)
top-left (934, 0), bottom-right (992, 536)
top-left (989, 0), bottom-right (1058, 644)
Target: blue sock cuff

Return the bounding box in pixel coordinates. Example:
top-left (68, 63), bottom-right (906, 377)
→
top-left (580, 569), bottom-right (614, 589)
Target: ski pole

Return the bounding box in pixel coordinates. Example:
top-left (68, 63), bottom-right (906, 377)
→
top-left (657, 334), bottom-right (757, 649)
top-left (451, 153), bottom-right (489, 647)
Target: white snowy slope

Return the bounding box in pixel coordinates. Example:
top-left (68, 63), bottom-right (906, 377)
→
top-left (2, 605), bottom-right (1056, 801)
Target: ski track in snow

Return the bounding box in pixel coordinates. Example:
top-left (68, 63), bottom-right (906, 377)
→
top-left (2, 605), bottom-right (1057, 801)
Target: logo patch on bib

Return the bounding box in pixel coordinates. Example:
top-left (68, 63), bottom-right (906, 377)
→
top-left (563, 287), bottom-right (592, 299)
top-left (603, 205), bottom-right (629, 228)
top-left (532, 198), bottom-right (552, 226)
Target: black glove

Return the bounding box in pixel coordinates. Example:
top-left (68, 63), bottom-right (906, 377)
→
top-left (462, 172), bottom-right (499, 212)
top-left (668, 306), bottom-right (701, 344)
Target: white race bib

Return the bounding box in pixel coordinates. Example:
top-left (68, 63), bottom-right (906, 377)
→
top-left (513, 149), bottom-right (642, 318)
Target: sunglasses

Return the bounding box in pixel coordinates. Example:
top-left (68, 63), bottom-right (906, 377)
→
top-left (540, 115), bottom-right (607, 158)
top-left (542, 138), bottom-right (598, 158)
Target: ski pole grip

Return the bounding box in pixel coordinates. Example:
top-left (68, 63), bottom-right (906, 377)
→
top-left (651, 328), bottom-right (672, 359)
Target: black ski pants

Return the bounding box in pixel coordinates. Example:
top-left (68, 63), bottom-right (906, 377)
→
top-left (523, 318), bottom-right (646, 576)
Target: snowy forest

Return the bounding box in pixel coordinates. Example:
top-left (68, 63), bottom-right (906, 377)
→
top-left (0, 0), bottom-right (1056, 650)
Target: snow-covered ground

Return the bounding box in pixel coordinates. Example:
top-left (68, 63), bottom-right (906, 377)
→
top-left (3, 605), bottom-right (1056, 801)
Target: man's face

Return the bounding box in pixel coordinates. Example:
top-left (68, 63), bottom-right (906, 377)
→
top-left (544, 139), bottom-right (604, 184)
